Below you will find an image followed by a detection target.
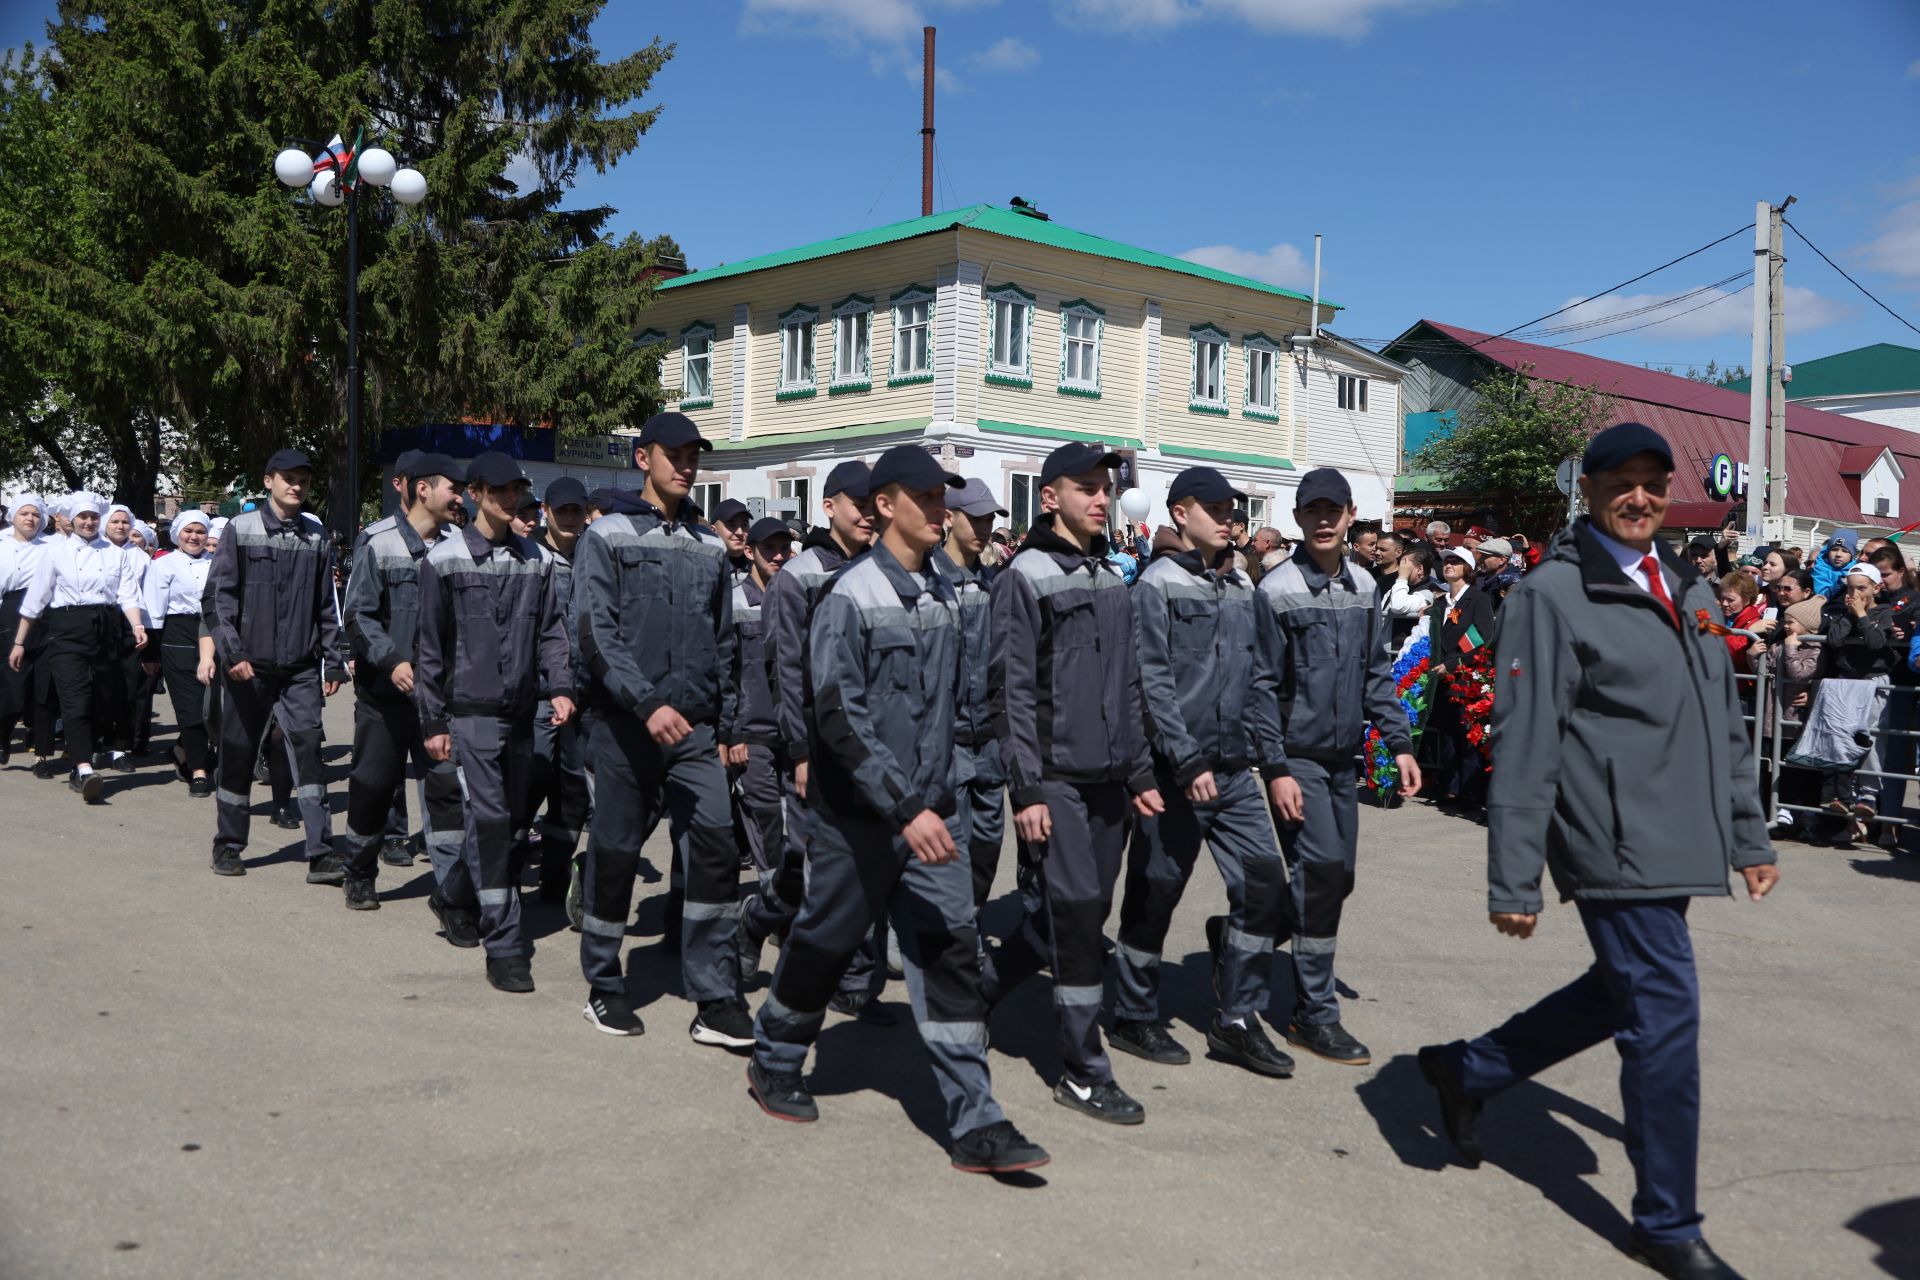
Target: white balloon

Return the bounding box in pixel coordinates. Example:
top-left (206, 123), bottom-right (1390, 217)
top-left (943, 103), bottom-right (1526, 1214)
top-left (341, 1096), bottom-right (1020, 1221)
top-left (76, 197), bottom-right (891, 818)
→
top-left (1118, 488), bottom-right (1151, 523)
top-left (357, 147), bottom-right (396, 187)
top-left (390, 167), bottom-right (427, 205)
top-left (310, 171), bottom-right (343, 207)
top-left (274, 148), bottom-right (314, 187)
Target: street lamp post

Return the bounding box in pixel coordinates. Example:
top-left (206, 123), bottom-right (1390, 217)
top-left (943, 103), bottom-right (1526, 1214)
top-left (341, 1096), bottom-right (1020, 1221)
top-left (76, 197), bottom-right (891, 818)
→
top-left (273, 139), bottom-right (426, 539)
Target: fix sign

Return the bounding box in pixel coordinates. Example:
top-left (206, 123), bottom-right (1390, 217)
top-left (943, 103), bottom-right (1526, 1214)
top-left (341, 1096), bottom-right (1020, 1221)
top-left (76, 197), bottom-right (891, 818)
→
top-left (1707, 453), bottom-right (1750, 499)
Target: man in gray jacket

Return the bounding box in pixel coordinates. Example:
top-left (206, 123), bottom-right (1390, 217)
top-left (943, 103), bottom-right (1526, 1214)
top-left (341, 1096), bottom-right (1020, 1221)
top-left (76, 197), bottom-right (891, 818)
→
top-left (1417, 422), bottom-right (1778, 1280)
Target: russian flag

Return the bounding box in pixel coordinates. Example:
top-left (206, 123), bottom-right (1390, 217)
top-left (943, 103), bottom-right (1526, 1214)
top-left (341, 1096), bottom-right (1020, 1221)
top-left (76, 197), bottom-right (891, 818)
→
top-left (311, 129), bottom-right (361, 185)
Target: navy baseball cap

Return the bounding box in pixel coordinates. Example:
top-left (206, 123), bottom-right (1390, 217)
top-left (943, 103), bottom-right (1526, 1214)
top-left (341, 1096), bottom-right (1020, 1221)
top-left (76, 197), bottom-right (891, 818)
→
top-left (408, 453), bottom-right (466, 485)
top-left (950, 478), bottom-right (1007, 517)
top-left (1582, 422), bottom-right (1674, 475)
top-left (515, 489), bottom-right (541, 515)
top-left (1168, 466), bottom-right (1246, 506)
top-left (391, 449), bottom-right (424, 479)
top-left (1039, 441), bottom-right (1122, 487)
top-left (748, 516), bottom-right (793, 545)
top-left (1294, 467), bottom-right (1353, 510)
top-left (824, 460), bottom-right (871, 500)
top-left (264, 447), bottom-right (314, 475)
top-left (636, 411), bottom-right (712, 452)
top-left (466, 451), bottom-right (528, 487)
top-left (868, 445), bottom-right (963, 494)
top-left (543, 476), bottom-right (588, 510)
top-left (712, 498), bottom-right (750, 523)
top-left (588, 486), bottom-right (617, 511)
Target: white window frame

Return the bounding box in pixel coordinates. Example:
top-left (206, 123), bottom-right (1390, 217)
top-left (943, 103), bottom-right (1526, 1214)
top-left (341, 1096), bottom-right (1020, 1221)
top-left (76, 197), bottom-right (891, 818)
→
top-left (1190, 323), bottom-right (1229, 414)
top-left (1242, 332), bottom-right (1279, 421)
top-left (830, 294), bottom-right (872, 394)
top-left (777, 305), bottom-right (817, 399)
top-left (1057, 299), bottom-right (1104, 399)
top-left (985, 283), bottom-right (1035, 387)
top-left (775, 476), bottom-right (811, 522)
top-left (1244, 495), bottom-right (1269, 528)
top-left (1008, 471), bottom-right (1043, 535)
top-left (1338, 373), bottom-right (1370, 413)
top-left (889, 285), bottom-right (935, 385)
top-left (691, 481), bottom-right (722, 520)
top-left (679, 322), bottom-right (714, 409)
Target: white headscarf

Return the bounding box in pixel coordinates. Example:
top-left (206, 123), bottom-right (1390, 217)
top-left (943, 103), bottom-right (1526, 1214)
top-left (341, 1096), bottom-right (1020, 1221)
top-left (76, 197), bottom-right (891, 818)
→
top-left (207, 516), bottom-right (230, 541)
top-left (67, 491), bottom-right (106, 518)
top-left (10, 492), bottom-right (46, 519)
top-left (133, 519), bottom-right (156, 547)
top-left (170, 510), bottom-right (210, 543)
top-left (104, 502), bottom-right (135, 541)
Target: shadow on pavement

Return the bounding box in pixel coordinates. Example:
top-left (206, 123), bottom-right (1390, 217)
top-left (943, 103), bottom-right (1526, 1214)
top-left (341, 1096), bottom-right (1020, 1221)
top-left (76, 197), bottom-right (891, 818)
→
top-left (807, 1016), bottom-right (952, 1154)
top-left (1850, 855), bottom-right (1920, 883)
top-left (1846, 1197), bottom-right (1920, 1279)
top-left (1356, 1053), bottom-right (1631, 1248)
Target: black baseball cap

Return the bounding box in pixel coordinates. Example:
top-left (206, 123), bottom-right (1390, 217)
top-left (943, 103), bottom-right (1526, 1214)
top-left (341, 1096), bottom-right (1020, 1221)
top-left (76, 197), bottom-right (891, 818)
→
top-left (824, 460), bottom-right (871, 500)
top-left (868, 444), bottom-right (964, 494)
top-left (466, 450), bottom-right (528, 487)
top-left (515, 490), bottom-right (541, 515)
top-left (1582, 421), bottom-right (1674, 476)
top-left (265, 447), bottom-right (314, 475)
top-left (544, 476), bottom-right (588, 510)
top-left (1168, 466), bottom-right (1247, 506)
top-left (636, 411), bottom-right (712, 452)
top-left (408, 452), bottom-right (466, 485)
top-left (588, 486), bottom-right (617, 511)
top-left (712, 498), bottom-right (750, 524)
top-left (391, 448), bottom-right (424, 479)
top-left (748, 516), bottom-right (792, 545)
top-left (1294, 467), bottom-right (1353, 510)
top-left (1039, 441), bottom-right (1121, 487)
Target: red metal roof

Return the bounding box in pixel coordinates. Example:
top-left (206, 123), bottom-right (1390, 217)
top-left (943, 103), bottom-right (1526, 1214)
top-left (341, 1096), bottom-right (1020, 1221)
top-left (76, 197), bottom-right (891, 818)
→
top-left (1416, 321), bottom-right (1920, 529)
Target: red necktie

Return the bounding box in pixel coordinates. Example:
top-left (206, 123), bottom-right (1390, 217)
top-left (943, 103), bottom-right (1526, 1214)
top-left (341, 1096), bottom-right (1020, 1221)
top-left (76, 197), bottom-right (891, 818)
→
top-left (1641, 554), bottom-right (1678, 628)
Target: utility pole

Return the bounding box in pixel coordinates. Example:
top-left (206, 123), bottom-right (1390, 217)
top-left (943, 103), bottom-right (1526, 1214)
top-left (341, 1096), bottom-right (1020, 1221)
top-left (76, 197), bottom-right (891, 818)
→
top-left (920, 27), bottom-right (936, 216)
top-left (1744, 202), bottom-right (1768, 551)
top-left (1768, 197), bottom-right (1794, 536)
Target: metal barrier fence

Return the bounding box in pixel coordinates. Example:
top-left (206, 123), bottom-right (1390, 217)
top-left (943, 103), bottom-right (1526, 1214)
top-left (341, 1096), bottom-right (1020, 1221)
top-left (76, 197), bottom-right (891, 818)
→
top-left (1735, 632), bottom-right (1920, 838)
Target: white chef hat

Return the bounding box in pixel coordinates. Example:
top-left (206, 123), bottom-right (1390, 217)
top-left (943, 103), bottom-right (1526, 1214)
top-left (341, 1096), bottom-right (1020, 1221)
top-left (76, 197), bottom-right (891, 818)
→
top-left (171, 509), bottom-right (211, 542)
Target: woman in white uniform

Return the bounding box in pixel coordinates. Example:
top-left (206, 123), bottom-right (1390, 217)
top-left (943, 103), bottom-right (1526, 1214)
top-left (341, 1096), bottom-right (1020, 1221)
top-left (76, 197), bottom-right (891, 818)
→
top-left (102, 503), bottom-right (152, 759)
top-left (145, 510), bottom-right (217, 795)
top-left (0, 493), bottom-right (49, 766)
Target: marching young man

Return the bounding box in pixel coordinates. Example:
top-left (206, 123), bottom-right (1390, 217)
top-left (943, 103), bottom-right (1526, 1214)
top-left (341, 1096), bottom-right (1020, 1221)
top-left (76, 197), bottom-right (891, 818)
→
top-left (710, 497), bottom-right (752, 586)
top-left (753, 459), bottom-right (883, 1016)
top-left (340, 453), bottom-right (470, 919)
top-left (573, 413), bottom-right (749, 1045)
top-left (1111, 466), bottom-right (1297, 1077)
top-left (722, 515), bottom-right (793, 981)
top-left (747, 445), bottom-right (1050, 1176)
top-left (1256, 467), bottom-right (1421, 1065)
top-left (989, 442), bottom-right (1165, 1125)
top-left (201, 451), bottom-right (346, 876)
top-left (413, 451), bottom-right (574, 993)
top-left (528, 476), bottom-right (591, 907)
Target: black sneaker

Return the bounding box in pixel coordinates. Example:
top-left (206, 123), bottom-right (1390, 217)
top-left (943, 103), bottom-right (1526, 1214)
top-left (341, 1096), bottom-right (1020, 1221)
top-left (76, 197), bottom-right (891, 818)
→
top-left (1416, 1044), bottom-right (1483, 1169)
top-left (583, 989), bottom-right (645, 1036)
top-left (1285, 1019), bottom-right (1372, 1065)
top-left (270, 805), bottom-right (303, 831)
top-left (379, 841), bottom-right (413, 867)
top-left (210, 848), bottom-right (247, 877)
top-left (428, 893), bottom-right (481, 948)
top-left (949, 1119), bottom-right (1051, 1174)
top-left (68, 768), bottom-right (103, 802)
top-left (33, 757), bottom-right (63, 780)
top-left (747, 1060), bottom-right (818, 1123)
top-left (304, 852), bottom-right (346, 885)
top-left (1204, 914), bottom-right (1226, 1002)
top-left (342, 877), bottom-right (381, 911)
top-left (1052, 1077), bottom-right (1146, 1125)
top-left (738, 921), bottom-right (766, 987)
top-left (690, 996), bottom-right (755, 1050)
top-left (108, 751), bottom-right (135, 773)
top-left (828, 990), bottom-right (897, 1025)
top-left (1109, 1018), bottom-right (1192, 1065)
top-left (188, 776), bottom-right (213, 798)
top-left (1206, 1016), bottom-right (1296, 1077)
top-left (486, 955), bottom-right (535, 993)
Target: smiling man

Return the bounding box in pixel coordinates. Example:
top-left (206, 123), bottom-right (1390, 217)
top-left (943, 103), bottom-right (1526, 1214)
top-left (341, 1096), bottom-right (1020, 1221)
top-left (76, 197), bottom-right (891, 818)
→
top-left (1417, 422), bottom-right (1778, 1280)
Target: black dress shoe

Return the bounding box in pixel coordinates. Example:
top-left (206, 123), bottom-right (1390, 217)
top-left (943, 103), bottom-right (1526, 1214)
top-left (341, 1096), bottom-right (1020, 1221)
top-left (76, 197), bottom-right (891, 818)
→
top-left (486, 955), bottom-right (535, 994)
top-left (1626, 1234), bottom-right (1746, 1279)
top-left (1417, 1044), bottom-right (1483, 1168)
top-left (1109, 1017), bottom-right (1192, 1065)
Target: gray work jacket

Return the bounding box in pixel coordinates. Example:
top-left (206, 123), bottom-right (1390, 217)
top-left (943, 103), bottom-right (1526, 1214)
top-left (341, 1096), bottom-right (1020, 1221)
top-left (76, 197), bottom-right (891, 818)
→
top-left (1258, 546), bottom-right (1412, 764)
top-left (201, 504), bottom-right (345, 680)
top-left (763, 529), bottom-right (860, 765)
top-left (343, 514), bottom-right (445, 701)
top-left (724, 574), bottom-right (776, 749)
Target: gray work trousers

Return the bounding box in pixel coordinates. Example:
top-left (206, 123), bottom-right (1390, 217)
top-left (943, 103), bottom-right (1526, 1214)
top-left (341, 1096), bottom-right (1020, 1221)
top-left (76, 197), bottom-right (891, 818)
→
top-left (1114, 767), bottom-right (1286, 1022)
top-left (1273, 757), bottom-right (1359, 1026)
top-left (580, 716), bottom-right (739, 1003)
top-left (950, 740), bottom-right (1009, 915)
top-left (213, 665), bottom-right (331, 863)
top-left (754, 808), bottom-right (1004, 1142)
top-left (731, 743), bottom-right (782, 893)
top-left (450, 713), bottom-right (536, 958)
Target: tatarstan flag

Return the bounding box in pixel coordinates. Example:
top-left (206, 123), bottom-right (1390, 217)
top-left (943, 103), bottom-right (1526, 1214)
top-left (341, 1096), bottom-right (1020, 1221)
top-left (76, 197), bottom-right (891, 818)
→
top-left (1457, 624), bottom-right (1484, 653)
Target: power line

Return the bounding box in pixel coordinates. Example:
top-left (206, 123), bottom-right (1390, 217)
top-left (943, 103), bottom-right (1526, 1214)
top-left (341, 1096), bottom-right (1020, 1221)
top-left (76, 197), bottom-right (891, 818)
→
top-left (1508, 272), bottom-right (1748, 341)
top-left (1783, 216), bottom-right (1920, 340)
top-left (856, 138), bottom-right (914, 230)
top-left (1472, 223), bottom-right (1757, 347)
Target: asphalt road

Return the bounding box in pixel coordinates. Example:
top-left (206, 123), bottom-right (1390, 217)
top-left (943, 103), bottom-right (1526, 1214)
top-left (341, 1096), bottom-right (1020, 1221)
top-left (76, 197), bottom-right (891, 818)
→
top-left (2, 696), bottom-right (1916, 1279)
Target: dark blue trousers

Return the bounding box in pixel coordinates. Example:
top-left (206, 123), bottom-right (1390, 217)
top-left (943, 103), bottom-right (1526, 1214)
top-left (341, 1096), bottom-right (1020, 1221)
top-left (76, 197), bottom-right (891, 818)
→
top-left (1449, 898), bottom-right (1703, 1245)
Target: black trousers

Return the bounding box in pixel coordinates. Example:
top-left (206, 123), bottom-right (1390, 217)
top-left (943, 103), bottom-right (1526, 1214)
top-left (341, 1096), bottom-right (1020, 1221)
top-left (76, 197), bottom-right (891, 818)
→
top-left (0, 587), bottom-right (41, 749)
top-left (344, 694), bottom-right (464, 884)
top-left (157, 615), bottom-right (209, 774)
top-left (41, 606), bottom-right (121, 763)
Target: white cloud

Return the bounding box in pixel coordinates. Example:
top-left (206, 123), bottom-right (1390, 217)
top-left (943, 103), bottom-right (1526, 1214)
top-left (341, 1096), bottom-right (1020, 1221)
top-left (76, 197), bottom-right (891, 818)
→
top-left (1055, 0), bottom-right (1450, 38)
top-left (966, 36), bottom-right (1040, 71)
top-left (1907, 57), bottom-right (1920, 81)
top-left (743, 0), bottom-right (994, 88)
top-left (1180, 242), bottom-right (1312, 289)
top-left (1856, 197), bottom-right (1920, 280)
top-left (1548, 284), bottom-right (1849, 343)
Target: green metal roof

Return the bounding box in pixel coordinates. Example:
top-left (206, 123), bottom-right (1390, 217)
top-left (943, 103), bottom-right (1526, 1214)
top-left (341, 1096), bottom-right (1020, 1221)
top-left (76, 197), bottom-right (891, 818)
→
top-left (658, 204), bottom-right (1339, 310)
top-left (1724, 343), bottom-right (1920, 400)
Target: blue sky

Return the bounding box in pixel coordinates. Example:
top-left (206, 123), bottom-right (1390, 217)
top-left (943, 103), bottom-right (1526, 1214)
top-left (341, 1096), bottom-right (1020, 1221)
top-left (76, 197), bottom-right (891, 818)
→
top-left (8, 0), bottom-right (1919, 375)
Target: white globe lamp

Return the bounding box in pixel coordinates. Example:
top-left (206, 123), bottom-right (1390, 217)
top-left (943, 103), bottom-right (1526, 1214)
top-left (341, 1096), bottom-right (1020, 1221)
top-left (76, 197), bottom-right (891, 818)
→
top-left (310, 171), bottom-right (343, 207)
top-left (274, 148), bottom-right (314, 188)
top-left (357, 147), bottom-right (396, 187)
top-left (390, 168), bottom-right (427, 206)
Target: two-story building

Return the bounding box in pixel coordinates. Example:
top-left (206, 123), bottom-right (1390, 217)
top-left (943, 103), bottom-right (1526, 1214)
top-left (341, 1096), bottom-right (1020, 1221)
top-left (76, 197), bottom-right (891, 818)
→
top-left (630, 202), bottom-right (1404, 534)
